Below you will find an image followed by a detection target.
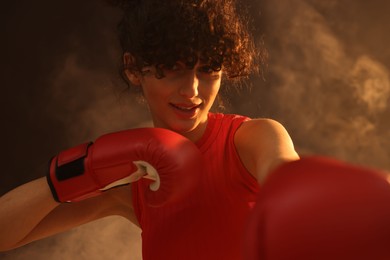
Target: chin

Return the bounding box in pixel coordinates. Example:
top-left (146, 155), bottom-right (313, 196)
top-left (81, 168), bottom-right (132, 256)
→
top-left (170, 124), bottom-right (197, 134)
top-left (166, 119), bottom-right (199, 134)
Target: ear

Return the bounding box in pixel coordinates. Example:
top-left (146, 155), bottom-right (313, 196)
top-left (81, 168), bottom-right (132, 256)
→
top-left (123, 52), bottom-right (141, 86)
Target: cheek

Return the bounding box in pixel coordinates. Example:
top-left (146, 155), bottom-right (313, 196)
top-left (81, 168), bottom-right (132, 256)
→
top-left (204, 81), bottom-right (221, 102)
top-left (141, 80), bottom-right (168, 101)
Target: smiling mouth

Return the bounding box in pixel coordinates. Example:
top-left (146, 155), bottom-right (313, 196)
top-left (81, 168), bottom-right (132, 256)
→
top-left (170, 103), bottom-right (202, 112)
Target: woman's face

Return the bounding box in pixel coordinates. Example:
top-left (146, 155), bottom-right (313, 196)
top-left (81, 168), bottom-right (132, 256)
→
top-left (128, 61), bottom-right (221, 142)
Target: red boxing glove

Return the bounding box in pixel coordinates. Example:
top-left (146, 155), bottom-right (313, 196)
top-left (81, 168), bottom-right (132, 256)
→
top-left (47, 128), bottom-right (203, 207)
top-left (244, 156), bottom-right (390, 260)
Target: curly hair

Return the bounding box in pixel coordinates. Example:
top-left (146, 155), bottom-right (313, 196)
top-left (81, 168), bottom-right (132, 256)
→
top-left (108, 0), bottom-right (263, 84)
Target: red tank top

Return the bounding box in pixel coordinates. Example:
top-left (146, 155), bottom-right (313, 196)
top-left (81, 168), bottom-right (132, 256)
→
top-left (132, 113), bottom-right (260, 259)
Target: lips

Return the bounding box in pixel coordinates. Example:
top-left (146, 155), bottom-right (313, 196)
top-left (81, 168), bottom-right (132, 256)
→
top-left (170, 102), bottom-right (202, 117)
top-left (170, 103), bottom-right (201, 111)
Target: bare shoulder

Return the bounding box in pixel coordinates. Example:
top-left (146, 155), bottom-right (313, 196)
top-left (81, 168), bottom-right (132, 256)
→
top-left (235, 118), bottom-right (299, 182)
top-left (235, 118), bottom-right (294, 152)
top-left (238, 118), bottom-right (288, 137)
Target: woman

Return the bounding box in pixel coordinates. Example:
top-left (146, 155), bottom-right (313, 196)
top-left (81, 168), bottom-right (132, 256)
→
top-left (0, 0), bottom-right (297, 258)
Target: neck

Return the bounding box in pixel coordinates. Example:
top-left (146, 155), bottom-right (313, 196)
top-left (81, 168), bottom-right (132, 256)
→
top-left (180, 119), bottom-right (208, 143)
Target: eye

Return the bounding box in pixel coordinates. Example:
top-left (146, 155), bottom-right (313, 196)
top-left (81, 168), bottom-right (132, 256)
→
top-left (163, 62), bottom-right (185, 72)
top-left (170, 63), bottom-right (181, 71)
top-left (198, 65), bottom-right (221, 75)
top-left (158, 62), bottom-right (187, 78)
top-left (199, 66), bottom-right (213, 73)
top-left (141, 66), bottom-right (153, 75)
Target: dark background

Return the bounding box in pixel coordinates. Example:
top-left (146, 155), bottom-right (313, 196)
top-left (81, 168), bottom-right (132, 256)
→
top-left (1, 0), bottom-right (389, 259)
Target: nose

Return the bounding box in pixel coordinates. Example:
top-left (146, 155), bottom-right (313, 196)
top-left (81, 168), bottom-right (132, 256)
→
top-left (179, 71), bottom-right (199, 98)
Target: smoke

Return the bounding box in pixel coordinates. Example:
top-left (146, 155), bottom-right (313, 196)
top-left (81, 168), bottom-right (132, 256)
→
top-left (350, 56), bottom-right (390, 114)
top-left (1, 73), bottom-right (147, 259)
top-left (44, 53), bottom-right (152, 145)
top-left (241, 0), bottom-right (390, 170)
top-left (1, 0), bottom-right (390, 259)
top-left (1, 1), bottom-right (147, 259)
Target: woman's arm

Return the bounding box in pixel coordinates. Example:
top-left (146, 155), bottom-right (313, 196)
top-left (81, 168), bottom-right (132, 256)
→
top-left (0, 126), bottom-right (202, 251)
top-left (0, 177), bottom-right (136, 251)
top-left (234, 118), bottom-right (300, 184)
